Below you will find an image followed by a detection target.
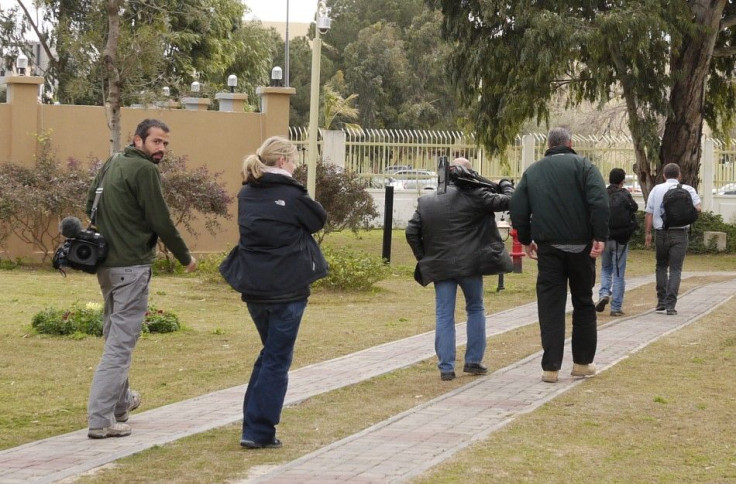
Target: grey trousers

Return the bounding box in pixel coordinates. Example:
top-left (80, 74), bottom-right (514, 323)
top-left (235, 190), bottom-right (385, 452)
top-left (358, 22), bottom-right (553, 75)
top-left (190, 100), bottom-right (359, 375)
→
top-left (88, 265), bottom-right (151, 429)
top-left (655, 229), bottom-right (688, 311)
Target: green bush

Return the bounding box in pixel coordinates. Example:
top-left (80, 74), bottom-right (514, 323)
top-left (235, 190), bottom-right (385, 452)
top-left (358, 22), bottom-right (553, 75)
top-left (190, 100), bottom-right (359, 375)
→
top-left (31, 302), bottom-right (181, 337)
top-left (152, 256), bottom-right (186, 275)
top-left (195, 251), bottom-right (229, 284)
top-left (629, 210), bottom-right (736, 253)
top-left (143, 306), bottom-right (180, 333)
top-left (315, 246), bottom-right (390, 291)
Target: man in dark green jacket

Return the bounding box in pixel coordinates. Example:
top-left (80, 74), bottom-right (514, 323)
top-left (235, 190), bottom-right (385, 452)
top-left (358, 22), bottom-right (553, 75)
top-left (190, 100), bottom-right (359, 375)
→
top-left (510, 127), bottom-right (608, 384)
top-left (86, 119), bottom-right (197, 439)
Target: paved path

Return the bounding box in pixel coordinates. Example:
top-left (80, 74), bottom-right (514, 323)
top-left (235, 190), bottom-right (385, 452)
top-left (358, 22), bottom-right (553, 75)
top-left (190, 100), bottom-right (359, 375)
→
top-left (238, 277), bottom-right (736, 483)
top-left (0, 273), bottom-right (732, 483)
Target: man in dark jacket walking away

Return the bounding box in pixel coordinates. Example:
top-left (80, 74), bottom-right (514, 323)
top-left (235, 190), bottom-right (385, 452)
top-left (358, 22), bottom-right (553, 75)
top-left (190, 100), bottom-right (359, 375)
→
top-left (406, 158), bottom-right (514, 381)
top-left (595, 168), bottom-right (639, 316)
top-left (510, 127), bottom-right (609, 384)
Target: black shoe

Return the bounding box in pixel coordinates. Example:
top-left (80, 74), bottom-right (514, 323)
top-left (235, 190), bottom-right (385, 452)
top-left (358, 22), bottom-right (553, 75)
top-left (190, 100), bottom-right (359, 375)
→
top-left (440, 371), bottom-right (456, 381)
top-left (595, 296), bottom-right (610, 313)
top-left (666, 309), bottom-right (678, 316)
top-left (463, 363), bottom-right (488, 375)
top-left (240, 438), bottom-right (282, 449)
top-left (610, 310), bottom-right (625, 317)
top-left (655, 305), bottom-right (666, 312)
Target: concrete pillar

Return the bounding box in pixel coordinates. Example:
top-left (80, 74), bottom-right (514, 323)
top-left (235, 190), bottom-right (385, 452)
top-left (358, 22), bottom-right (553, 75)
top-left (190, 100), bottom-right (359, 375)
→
top-left (322, 129), bottom-right (346, 168)
top-left (701, 138), bottom-right (715, 212)
top-left (180, 97), bottom-right (210, 111)
top-left (521, 134), bottom-right (536, 173)
top-left (215, 92), bottom-right (248, 113)
top-left (255, 86), bottom-right (296, 138)
top-left (704, 231), bottom-right (727, 251)
top-left (6, 75), bottom-right (43, 163)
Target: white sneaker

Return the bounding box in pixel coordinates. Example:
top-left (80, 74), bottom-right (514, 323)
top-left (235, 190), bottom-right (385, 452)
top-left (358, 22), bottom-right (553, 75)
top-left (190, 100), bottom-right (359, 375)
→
top-left (88, 422), bottom-right (132, 439)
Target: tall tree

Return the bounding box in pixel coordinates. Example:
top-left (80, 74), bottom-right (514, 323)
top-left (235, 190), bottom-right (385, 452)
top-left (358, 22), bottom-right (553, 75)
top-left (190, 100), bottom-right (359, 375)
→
top-left (295, 0), bottom-right (460, 130)
top-left (428, 1), bottom-right (736, 199)
top-left (342, 21), bottom-right (411, 128)
top-left (104, 0), bottom-right (123, 152)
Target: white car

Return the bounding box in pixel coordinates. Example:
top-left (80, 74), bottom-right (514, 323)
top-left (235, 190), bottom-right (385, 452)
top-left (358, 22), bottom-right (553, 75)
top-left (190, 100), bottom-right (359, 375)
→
top-left (387, 169), bottom-right (438, 190)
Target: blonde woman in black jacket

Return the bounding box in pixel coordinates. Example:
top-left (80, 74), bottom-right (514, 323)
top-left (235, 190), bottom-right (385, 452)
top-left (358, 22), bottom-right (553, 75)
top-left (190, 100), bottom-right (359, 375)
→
top-left (220, 136), bottom-right (327, 449)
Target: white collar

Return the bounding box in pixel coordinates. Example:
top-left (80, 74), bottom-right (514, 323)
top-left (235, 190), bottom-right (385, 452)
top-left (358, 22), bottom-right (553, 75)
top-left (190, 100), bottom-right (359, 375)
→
top-left (263, 166), bottom-right (292, 177)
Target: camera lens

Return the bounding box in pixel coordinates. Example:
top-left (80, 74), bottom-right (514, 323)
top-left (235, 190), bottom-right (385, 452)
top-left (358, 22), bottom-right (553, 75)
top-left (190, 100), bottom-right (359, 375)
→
top-left (73, 244), bottom-right (93, 261)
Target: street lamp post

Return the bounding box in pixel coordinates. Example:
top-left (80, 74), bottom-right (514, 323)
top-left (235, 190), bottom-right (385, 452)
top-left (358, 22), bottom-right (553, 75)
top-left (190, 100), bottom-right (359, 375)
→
top-left (306, 0), bottom-right (330, 199)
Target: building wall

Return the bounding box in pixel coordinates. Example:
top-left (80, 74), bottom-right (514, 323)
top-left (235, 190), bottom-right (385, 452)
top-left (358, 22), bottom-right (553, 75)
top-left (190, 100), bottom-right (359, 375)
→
top-left (0, 76), bottom-right (295, 260)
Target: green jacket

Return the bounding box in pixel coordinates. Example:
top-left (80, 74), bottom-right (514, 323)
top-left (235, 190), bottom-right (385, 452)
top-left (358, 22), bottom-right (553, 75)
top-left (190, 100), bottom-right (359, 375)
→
top-left (86, 146), bottom-right (192, 268)
top-left (510, 146), bottom-right (609, 246)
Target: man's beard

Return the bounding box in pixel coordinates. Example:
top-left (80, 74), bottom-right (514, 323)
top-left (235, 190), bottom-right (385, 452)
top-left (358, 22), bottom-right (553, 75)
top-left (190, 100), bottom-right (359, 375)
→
top-left (151, 151), bottom-right (165, 164)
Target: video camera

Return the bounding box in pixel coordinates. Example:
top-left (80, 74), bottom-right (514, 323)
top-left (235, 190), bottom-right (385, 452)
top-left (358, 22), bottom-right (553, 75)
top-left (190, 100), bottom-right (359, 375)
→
top-left (52, 216), bottom-right (108, 274)
top-left (437, 156), bottom-right (512, 194)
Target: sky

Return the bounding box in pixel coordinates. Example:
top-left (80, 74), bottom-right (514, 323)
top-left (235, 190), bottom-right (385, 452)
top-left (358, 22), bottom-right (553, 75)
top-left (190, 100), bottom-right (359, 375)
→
top-left (244, 0), bottom-right (316, 23)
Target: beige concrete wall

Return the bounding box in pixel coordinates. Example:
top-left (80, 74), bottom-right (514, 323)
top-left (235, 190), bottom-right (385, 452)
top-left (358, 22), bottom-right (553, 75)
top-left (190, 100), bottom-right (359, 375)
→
top-left (0, 76), bottom-right (295, 260)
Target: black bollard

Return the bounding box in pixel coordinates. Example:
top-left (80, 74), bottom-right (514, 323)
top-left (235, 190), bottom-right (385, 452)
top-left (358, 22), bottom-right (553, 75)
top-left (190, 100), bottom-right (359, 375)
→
top-left (497, 273), bottom-right (505, 292)
top-left (382, 186), bottom-right (394, 262)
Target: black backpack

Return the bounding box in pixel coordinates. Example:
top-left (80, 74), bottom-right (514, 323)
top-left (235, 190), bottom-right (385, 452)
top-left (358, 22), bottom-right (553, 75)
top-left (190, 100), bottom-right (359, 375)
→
top-left (662, 183), bottom-right (698, 228)
top-left (608, 188), bottom-right (638, 243)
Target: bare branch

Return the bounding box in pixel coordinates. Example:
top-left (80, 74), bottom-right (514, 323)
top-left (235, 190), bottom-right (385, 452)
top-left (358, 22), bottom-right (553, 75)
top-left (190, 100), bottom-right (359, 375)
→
top-left (14, 0), bottom-right (56, 65)
top-left (712, 46), bottom-right (736, 58)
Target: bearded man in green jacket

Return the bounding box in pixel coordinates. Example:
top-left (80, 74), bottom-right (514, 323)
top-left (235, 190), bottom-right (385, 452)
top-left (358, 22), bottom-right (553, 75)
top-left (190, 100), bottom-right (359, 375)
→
top-left (85, 119), bottom-right (197, 439)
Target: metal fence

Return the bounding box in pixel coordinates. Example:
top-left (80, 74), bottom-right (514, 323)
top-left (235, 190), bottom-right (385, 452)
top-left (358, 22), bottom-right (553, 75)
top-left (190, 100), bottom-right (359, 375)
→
top-left (289, 127), bottom-right (736, 191)
top-left (289, 127), bottom-right (523, 186)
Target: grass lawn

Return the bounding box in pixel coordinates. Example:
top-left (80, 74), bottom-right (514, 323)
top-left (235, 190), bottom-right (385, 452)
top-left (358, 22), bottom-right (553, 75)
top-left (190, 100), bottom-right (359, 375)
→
top-left (1, 229), bottom-right (735, 483)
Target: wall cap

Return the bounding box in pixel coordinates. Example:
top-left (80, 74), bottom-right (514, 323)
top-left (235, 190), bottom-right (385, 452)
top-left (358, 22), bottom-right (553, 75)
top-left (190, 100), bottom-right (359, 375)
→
top-left (3, 75), bottom-right (44, 85)
top-left (215, 92), bottom-right (248, 101)
top-left (256, 86), bottom-right (296, 96)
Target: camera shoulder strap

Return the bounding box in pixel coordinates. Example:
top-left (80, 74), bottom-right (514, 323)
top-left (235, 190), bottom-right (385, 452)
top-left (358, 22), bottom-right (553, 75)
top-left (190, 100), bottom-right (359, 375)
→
top-left (88, 154), bottom-right (117, 228)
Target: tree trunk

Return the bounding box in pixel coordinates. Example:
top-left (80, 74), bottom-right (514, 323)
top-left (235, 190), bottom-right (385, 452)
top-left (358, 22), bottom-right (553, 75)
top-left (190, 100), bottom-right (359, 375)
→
top-left (103, 0), bottom-right (123, 154)
top-left (659, 0), bottom-right (727, 190)
top-left (612, 52), bottom-right (657, 202)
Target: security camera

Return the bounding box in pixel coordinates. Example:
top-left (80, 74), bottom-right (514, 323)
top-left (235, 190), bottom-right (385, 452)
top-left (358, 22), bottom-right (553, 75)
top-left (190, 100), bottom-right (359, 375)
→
top-left (317, 15), bottom-right (331, 35)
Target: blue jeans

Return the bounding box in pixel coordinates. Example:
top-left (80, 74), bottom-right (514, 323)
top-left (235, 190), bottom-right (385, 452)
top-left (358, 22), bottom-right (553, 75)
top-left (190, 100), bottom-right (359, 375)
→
top-left (434, 276), bottom-right (486, 373)
top-left (242, 299), bottom-right (307, 444)
top-left (655, 229), bottom-right (688, 310)
top-left (598, 240), bottom-right (629, 312)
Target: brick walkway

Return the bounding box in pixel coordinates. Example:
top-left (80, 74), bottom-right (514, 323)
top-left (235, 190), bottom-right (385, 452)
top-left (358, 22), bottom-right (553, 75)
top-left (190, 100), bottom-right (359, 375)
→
top-left (0, 273), bottom-right (733, 483)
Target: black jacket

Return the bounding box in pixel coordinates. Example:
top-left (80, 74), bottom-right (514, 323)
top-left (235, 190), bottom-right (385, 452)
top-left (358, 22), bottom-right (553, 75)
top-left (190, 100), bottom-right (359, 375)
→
top-left (509, 146), bottom-right (609, 246)
top-left (220, 173), bottom-right (328, 303)
top-left (405, 183), bottom-right (513, 286)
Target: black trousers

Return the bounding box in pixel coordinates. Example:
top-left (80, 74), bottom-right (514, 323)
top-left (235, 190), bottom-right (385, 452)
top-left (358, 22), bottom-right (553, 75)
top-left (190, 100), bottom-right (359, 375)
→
top-left (536, 244), bottom-right (598, 371)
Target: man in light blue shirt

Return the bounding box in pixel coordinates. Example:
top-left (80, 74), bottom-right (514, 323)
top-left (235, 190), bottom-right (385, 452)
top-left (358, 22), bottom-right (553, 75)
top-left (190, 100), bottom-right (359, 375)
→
top-left (644, 163), bottom-right (701, 315)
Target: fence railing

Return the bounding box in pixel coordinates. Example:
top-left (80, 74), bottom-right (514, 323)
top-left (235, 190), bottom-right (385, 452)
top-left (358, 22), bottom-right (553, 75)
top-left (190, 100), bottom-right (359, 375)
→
top-left (289, 127), bottom-right (736, 192)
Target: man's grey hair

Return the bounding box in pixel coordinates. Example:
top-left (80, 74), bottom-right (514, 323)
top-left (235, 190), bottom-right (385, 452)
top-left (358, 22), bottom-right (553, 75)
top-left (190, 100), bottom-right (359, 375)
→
top-left (547, 127), bottom-right (572, 148)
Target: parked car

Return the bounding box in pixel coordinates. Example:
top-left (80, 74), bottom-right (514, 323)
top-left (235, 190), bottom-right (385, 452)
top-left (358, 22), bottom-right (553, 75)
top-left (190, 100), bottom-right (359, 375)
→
top-left (714, 182), bottom-right (736, 195)
top-left (623, 174), bottom-right (642, 193)
top-left (387, 169), bottom-right (438, 190)
top-left (383, 164), bottom-right (413, 174)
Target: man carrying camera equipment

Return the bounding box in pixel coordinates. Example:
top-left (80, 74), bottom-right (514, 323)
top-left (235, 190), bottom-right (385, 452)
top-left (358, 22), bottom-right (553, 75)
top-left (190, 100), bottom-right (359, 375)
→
top-left (86, 119), bottom-right (197, 439)
top-left (510, 127), bottom-right (608, 384)
top-left (406, 157), bottom-right (514, 381)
